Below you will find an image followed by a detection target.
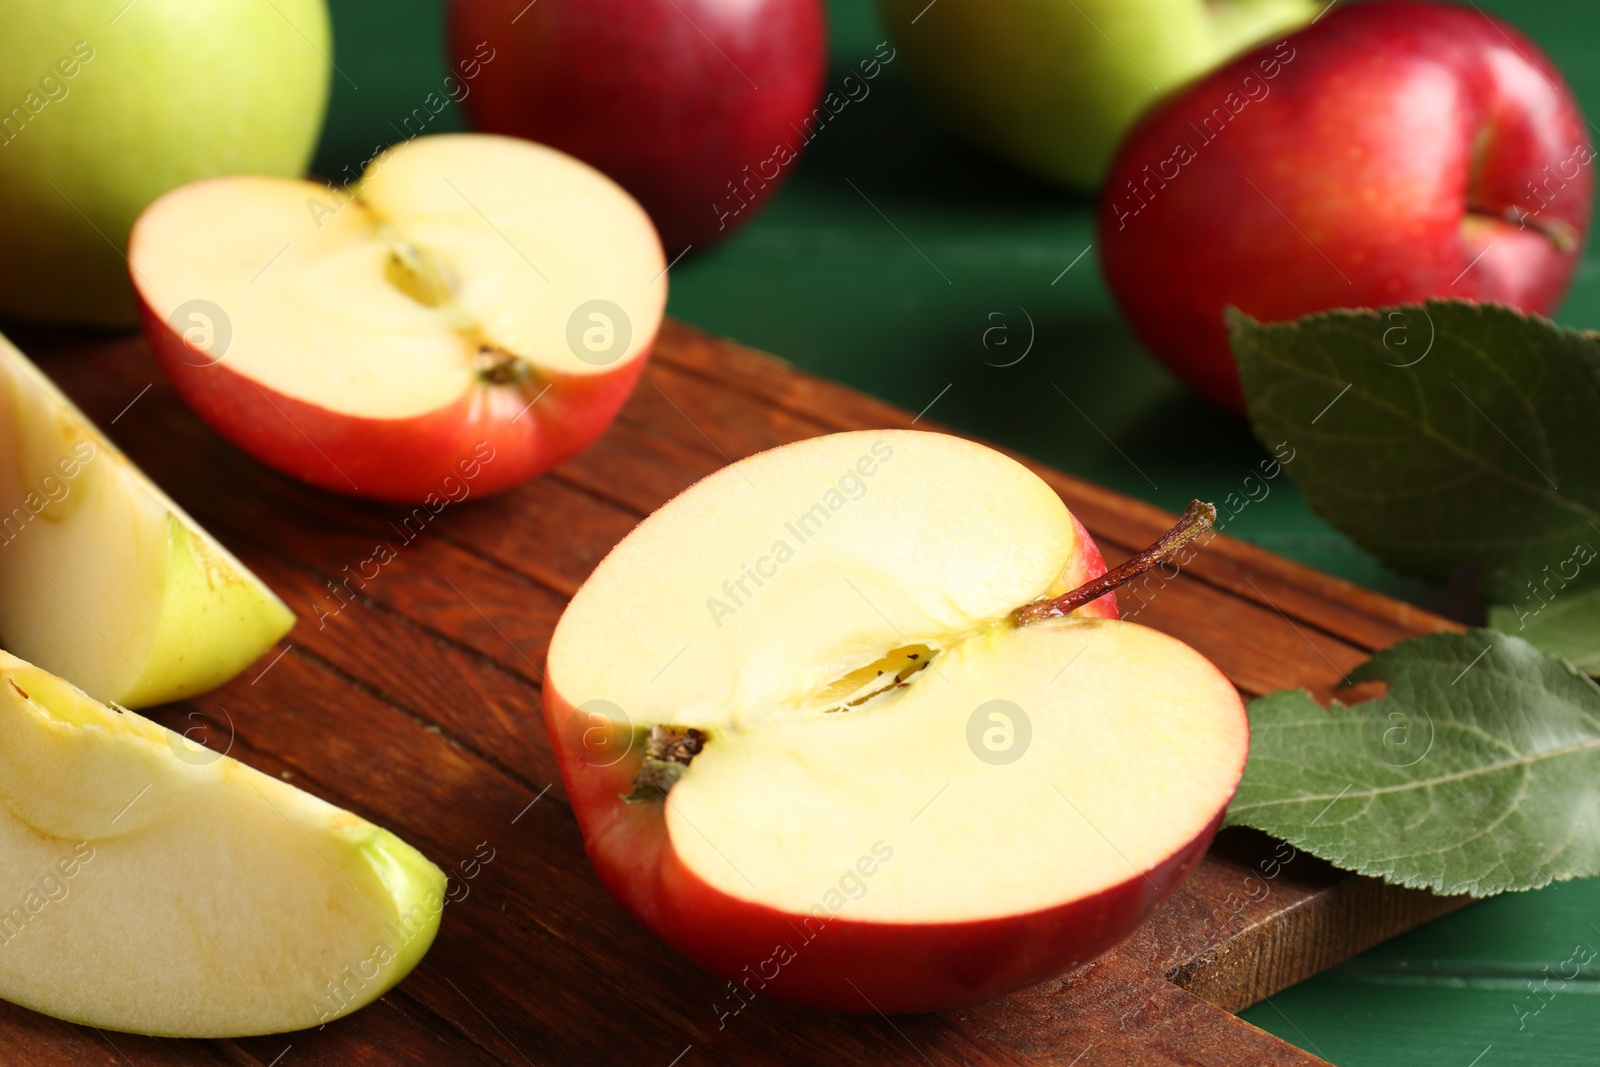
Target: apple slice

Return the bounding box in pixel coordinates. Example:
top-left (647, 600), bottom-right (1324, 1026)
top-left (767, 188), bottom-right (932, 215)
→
top-left (0, 330), bottom-right (292, 709)
top-left (0, 650), bottom-right (444, 1037)
top-left (545, 430), bottom-right (1248, 1012)
top-left (128, 133), bottom-right (667, 502)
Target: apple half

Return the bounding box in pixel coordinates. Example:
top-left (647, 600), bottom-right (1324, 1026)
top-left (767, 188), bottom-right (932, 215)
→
top-left (0, 650), bottom-right (444, 1036)
top-left (129, 133), bottom-right (667, 502)
top-left (545, 430), bottom-right (1248, 1012)
top-left (0, 330), bottom-right (293, 709)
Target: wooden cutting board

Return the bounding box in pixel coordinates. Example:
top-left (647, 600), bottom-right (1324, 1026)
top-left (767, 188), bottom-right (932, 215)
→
top-left (1, 320), bottom-right (1468, 1067)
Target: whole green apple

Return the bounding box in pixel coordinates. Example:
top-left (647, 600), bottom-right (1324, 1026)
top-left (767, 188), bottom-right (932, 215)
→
top-left (0, 0), bottom-right (331, 326)
top-left (877, 0), bottom-right (1323, 190)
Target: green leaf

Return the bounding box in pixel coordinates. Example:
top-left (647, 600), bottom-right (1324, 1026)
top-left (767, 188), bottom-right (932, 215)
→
top-left (1224, 629), bottom-right (1600, 897)
top-left (1229, 301), bottom-right (1600, 605)
top-left (1490, 586), bottom-right (1600, 674)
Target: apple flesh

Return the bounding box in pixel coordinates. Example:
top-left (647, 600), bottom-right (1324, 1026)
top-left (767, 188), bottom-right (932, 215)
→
top-left (449, 0), bottom-right (827, 252)
top-left (129, 134), bottom-right (666, 502)
top-left (0, 330), bottom-right (293, 709)
top-left (0, 650), bottom-right (444, 1036)
top-left (0, 0), bottom-right (330, 326)
top-left (545, 430), bottom-right (1247, 1011)
top-left (878, 0), bottom-right (1322, 190)
top-left (1098, 0), bottom-right (1594, 412)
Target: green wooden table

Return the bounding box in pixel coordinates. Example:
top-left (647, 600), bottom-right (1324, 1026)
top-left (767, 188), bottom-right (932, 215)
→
top-left (315, 2), bottom-right (1600, 1063)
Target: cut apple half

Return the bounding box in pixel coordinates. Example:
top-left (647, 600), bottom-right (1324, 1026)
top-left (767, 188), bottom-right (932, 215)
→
top-left (545, 430), bottom-right (1248, 1012)
top-left (129, 133), bottom-right (667, 502)
top-left (0, 330), bottom-right (293, 709)
top-left (0, 650), bottom-right (444, 1037)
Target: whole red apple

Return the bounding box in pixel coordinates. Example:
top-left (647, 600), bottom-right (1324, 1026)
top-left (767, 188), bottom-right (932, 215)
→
top-left (545, 431), bottom-right (1247, 1012)
top-left (449, 0), bottom-right (828, 253)
top-left (1099, 0), bottom-right (1593, 413)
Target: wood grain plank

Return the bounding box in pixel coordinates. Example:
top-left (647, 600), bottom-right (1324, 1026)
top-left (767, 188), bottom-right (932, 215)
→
top-left (957, 957), bottom-right (1331, 1066)
top-left (650, 321), bottom-right (1462, 650)
top-left (152, 656), bottom-right (1022, 1067)
top-left (35, 334), bottom-right (1394, 715)
top-left (0, 1001), bottom-right (232, 1066)
top-left (636, 355), bottom-right (1462, 660)
top-left (216, 995), bottom-right (505, 1067)
top-left (0, 320), bottom-right (1477, 1066)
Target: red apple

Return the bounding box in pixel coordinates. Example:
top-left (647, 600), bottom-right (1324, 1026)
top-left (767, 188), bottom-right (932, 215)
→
top-left (1099, 0), bottom-right (1593, 412)
top-left (448, 0), bottom-right (828, 253)
top-left (129, 134), bottom-right (666, 502)
top-left (544, 430), bottom-right (1247, 1012)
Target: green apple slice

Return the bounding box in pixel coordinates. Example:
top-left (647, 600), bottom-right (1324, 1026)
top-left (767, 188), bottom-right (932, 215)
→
top-left (0, 329), bottom-right (293, 707)
top-left (0, 651), bottom-right (445, 1037)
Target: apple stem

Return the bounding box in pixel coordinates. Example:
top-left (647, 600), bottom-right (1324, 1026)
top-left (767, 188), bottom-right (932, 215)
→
top-left (1012, 500), bottom-right (1217, 626)
top-left (1467, 200), bottom-right (1580, 253)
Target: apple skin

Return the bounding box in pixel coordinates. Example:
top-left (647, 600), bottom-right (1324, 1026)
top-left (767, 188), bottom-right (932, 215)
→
top-left (0, 330), bottom-right (295, 708)
top-left (544, 697), bottom-right (1224, 1013)
top-left (1098, 0), bottom-right (1594, 413)
top-left (447, 0), bottom-right (827, 252)
top-left (137, 299), bottom-right (655, 502)
top-left (0, 0), bottom-right (330, 326)
top-left (1062, 513), bottom-right (1119, 621)
top-left (551, 682), bottom-right (1225, 1012)
top-left (878, 0), bottom-right (1322, 190)
top-left (542, 527), bottom-right (1237, 1014)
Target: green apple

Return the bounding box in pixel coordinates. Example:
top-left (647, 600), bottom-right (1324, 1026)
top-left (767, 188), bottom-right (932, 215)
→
top-left (877, 0), bottom-right (1323, 190)
top-left (0, 0), bottom-right (331, 325)
top-left (0, 650), bottom-right (444, 1036)
top-left (0, 329), bottom-right (294, 707)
